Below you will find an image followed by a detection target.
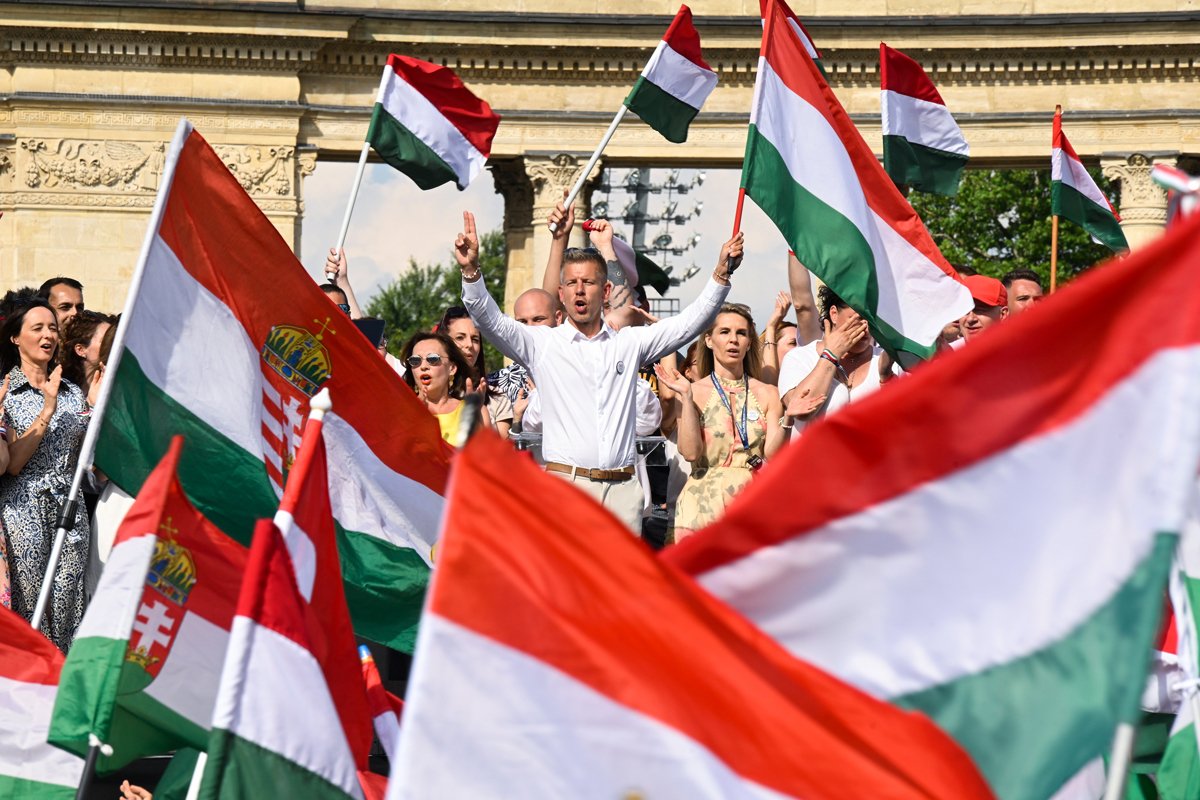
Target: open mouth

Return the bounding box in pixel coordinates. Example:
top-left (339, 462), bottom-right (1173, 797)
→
top-left (574, 300), bottom-right (588, 313)
top-left (418, 374), bottom-right (432, 384)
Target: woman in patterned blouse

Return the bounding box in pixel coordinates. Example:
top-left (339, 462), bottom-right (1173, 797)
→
top-left (0, 297), bottom-right (95, 651)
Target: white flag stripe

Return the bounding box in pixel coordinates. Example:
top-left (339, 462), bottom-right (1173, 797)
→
top-left (0, 675), bottom-right (83, 788)
top-left (880, 90), bottom-right (969, 156)
top-left (379, 64), bottom-right (485, 190)
top-left (698, 347), bottom-right (1200, 699)
top-left (1052, 147), bottom-right (1111, 210)
top-left (753, 58), bottom-right (965, 346)
top-left (74, 533), bottom-right (157, 642)
top-left (129, 236), bottom-right (442, 556)
top-left (641, 40), bottom-right (718, 111)
top-left (389, 613), bottom-right (791, 800)
top-left (273, 510), bottom-right (318, 602)
top-left (373, 711), bottom-right (401, 761)
top-left (786, 18), bottom-right (818, 60)
top-left (214, 617), bottom-right (363, 798)
top-left (141, 611), bottom-right (228, 729)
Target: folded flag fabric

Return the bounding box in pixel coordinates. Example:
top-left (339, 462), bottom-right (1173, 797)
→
top-left (1052, 108), bottom-right (1129, 252)
top-left (359, 646), bottom-right (403, 762)
top-left (387, 430), bottom-right (994, 800)
top-left (367, 55), bottom-right (500, 190)
top-left (1157, 507), bottom-right (1200, 799)
top-left (623, 5), bottom-right (717, 144)
top-left (49, 436), bottom-right (246, 774)
top-left (880, 42), bottom-right (969, 196)
top-left (0, 608), bottom-right (83, 799)
top-left (200, 520), bottom-right (363, 800)
top-left (666, 208), bottom-right (1200, 798)
top-left (741, 0), bottom-right (970, 363)
top-left (757, 0), bottom-right (823, 70)
top-left (610, 234), bottom-right (672, 295)
top-left (96, 119), bottom-right (451, 653)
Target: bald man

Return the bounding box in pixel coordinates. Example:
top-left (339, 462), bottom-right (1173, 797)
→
top-left (487, 288), bottom-right (563, 404)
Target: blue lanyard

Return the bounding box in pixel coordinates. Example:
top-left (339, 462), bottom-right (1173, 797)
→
top-left (710, 373), bottom-right (750, 451)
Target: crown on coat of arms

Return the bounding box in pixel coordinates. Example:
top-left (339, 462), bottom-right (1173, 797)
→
top-left (146, 534), bottom-right (197, 606)
top-left (125, 646), bottom-right (161, 671)
top-left (261, 319), bottom-right (334, 398)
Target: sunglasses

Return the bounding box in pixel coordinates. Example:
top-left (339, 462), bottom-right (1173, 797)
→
top-left (406, 354), bottom-right (444, 368)
top-left (337, 303), bottom-right (351, 315)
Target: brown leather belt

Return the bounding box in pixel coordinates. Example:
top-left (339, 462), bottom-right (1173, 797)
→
top-left (545, 462), bottom-right (634, 482)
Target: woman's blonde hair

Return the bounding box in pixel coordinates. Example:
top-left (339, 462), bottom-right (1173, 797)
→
top-left (696, 303), bottom-right (762, 381)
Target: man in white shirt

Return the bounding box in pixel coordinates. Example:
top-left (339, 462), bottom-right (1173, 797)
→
top-left (454, 210), bottom-right (741, 530)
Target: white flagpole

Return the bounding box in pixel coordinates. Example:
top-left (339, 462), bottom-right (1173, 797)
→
top-left (547, 105), bottom-right (628, 234)
top-left (30, 117), bottom-right (193, 631)
top-left (183, 751), bottom-right (208, 800)
top-left (1101, 722), bottom-right (1136, 800)
top-left (329, 65), bottom-right (391, 277)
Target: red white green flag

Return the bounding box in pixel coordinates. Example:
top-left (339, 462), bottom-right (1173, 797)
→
top-left (366, 55), bottom-right (499, 190)
top-left (0, 608), bottom-right (84, 799)
top-left (757, 0), bottom-right (823, 70)
top-left (387, 431), bottom-right (994, 799)
top-left (623, 6), bottom-right (717, 144)
top-left (1052, 108), bottom-right (1129, 251)
top-left (95, 120), bottom-right (452, 653)
top-left (880, 42), bottom-right (969, 196)
top-left (49, 437), bottom-right (247, 774)
top-left (200, 520), bottom-right (362, 800)
top-left (667, 209), bottom-right (1200, 798)
top-left (359, 646), bottom-right (403, 762)
top-left (741, 0), bottom-right (970, 363)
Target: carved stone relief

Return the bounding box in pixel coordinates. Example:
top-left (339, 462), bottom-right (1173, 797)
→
top-left (21, 138), bottom-right (164, 192)
top-left (1102, 153), bottom-right (1171, 227)
top-left (212, 144), bottom-right (295, 197)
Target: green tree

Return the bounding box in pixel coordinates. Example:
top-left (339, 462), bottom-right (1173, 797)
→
top-left (908, 168), bottom-right (1119, 286)
top-left (367, 229), bottom-right (508, 370)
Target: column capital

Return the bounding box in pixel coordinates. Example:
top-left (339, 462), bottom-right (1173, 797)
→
top-left (1099, 153), bottom-right (1177, 248)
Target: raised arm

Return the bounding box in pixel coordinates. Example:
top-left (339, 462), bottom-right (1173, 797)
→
top-left (456, 211), bottom-right (539, 367)
top-left (324, 248), bottom-right (365, 320)
top-left (760, 290), bottom-right (790, 385)
top-left (541, 192), bottom-right (574, 297)
top-left (635, 232), bottom-right (741, 365)
top-left (788, 252), bottom-right (821, 346)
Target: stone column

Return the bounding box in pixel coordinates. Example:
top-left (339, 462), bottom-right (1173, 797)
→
top-left (1101, 153), bottom-right (1173, 251)
top-left (492, 152), bottom-right (602, 314)
top-left (294, 145), bottom-right (319, 253)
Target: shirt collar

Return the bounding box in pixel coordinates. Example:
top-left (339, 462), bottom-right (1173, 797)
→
top-left (563, 320), bottom-right (616, 342)
top-left (6, 366), bottom-right (33, 392)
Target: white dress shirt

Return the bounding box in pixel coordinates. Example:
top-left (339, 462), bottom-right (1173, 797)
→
top-left (523, 378), bottom-right (662, 437)
top-left (463, 276), bottom-right (728, 469)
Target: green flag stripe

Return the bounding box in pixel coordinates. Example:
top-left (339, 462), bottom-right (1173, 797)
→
top-left (742, 124), bottom-right (935, 359)
top-left (882, 135), bottom-right (968, 197)
top-left (201, 730), bottom-right (355, 800)
top-left (624, 77), bottom-right (700, 145)
top-left (897, 533), bottom-right (1174, 800)
top-left (96, 352), bottom-right (429, 651)
top-left (0, 776), bottom-right (75, 799)
top-left (1051, 180), bottom-right (1129, 252)
top-left (367, 103), bottom-right (461, 191)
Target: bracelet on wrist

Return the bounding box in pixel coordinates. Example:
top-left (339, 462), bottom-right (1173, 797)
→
top-left (819, 349), bottom-right (841, 367)
top-left (461, 267), bottom-right (482, 282)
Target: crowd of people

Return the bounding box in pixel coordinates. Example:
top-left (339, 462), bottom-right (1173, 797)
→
top-left (0, 204), bottom-right (1043, 657)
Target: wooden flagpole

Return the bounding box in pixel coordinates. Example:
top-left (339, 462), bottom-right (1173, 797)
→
top-left (1049, 104), bottom-right (1062, 294)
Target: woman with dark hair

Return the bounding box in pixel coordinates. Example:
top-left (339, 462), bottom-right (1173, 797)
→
top-left (656, 303), bottom-right (785, 541)
top-left (60, 310), bottom-right (114, 398)
top-left (402, 331), bottom-right (489, 446)
top-left (0, 297), bottom-right (94, 650)
top-left (438, 306), bottom-right (513, 438)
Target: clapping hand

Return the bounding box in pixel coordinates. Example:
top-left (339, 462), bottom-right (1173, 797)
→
top-left (654, 363), bottom-right (693, 399)
top-left (785, 386), bottom-right (827, 418)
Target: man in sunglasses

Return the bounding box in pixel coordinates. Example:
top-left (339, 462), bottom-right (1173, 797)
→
top-left (455, 208), bottom-right (743, 532)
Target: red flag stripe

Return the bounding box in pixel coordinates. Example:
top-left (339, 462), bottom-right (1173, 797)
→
top-left (880, 43), bottom-right (946, 105)
top-left (0, 607), bottom-right (62, 684)
top-left (661, 6), bottom-right (712, 71)
top-left (667, 209), bottom-right (1200, 576)
top-left (384, 55), bottom-right (499, 159)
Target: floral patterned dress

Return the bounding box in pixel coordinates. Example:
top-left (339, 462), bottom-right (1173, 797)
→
top-left (0, 366), bottom-right (91, 651)
top-left (674, 374), bottom-right (767, 541)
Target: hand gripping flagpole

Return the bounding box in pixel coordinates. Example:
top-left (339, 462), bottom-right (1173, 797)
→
top-left (30, 118), bottom-right (192, 633)
top-left (330, 67), bottom-right (392, 278)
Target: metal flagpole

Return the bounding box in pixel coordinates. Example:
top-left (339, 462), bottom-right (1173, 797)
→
top-left (1049, 105), bottom-right (1062, 295)
top-left (330, 65), bottom-right (392, 276)
top-left (183, 751), bottom-right (208, 800)
top-left (30, 117), bottom-right (192, 632)
top-left (74, 734), bottom-right (113, 800)
top-left (547, 106), bottom-right (628, 234)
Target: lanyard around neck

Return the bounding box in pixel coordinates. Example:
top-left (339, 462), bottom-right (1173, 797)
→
top-left (710, 373), bottom-right (750, 451)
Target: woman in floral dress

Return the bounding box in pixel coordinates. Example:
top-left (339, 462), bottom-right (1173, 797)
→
top-left (0, 297), bottom-right (95, 651)
top-left (656, 304), bottom-right (788, 542)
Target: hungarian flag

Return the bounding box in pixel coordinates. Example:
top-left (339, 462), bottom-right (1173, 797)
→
top-left (623, 6), bottom-right (717, 144)
top-left (666, 209), bottom-right (1200, 797)
top-left (0, 608), bottom-right (84, 798)
top-left (741, 0), bottom-right (970, 363)
top-left (880, 43), bottom-right (969, 196)
top-left (366, 55), bottom-right (499, 191)
top-left (387, 431), bottom-right (993, 799)
top-left (757, 0), bottom-right (823, 71)
top-left (359, 646), bottom-right (403, 761)
top-left (49, 437), bottom-right (247, 774)
top-left (1157, 514), bottom-right (1200, 799)
top-left (1052, 108), bottom-right (1129, 251)
top-left (611, 235), bottom-right (672, 295)
top-left (200, 520), bottom-right (362, 800)
top-left (96, 119), bottom-right (451, 652)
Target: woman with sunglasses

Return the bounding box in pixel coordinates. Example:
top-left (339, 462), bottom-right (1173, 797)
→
top-left (437, 306), bottom-right (513, 438)
top-left (401, 331), bottom-right (489, 445)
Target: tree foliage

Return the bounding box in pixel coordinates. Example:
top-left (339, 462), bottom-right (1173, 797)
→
top-left (908, 168), bottom-right (1120, 286)
top-left (366, 229), bottom-right (508, 368)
